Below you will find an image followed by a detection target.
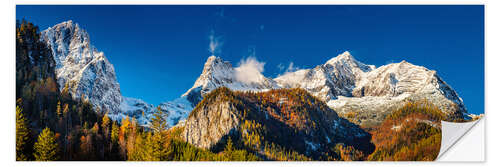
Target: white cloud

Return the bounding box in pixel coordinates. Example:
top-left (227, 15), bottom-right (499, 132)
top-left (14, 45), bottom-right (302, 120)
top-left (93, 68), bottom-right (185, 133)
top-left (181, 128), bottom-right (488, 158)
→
top-left (208, 30), bottom-right (223, 56)
top-left (234, 57), bottom-right (266, 84)
top-left (276, 62), bottom-right (304, 81)
top-left (277, 63), bottom-right (285, 71)
top-left (285, 62), bottom-right (300, 73)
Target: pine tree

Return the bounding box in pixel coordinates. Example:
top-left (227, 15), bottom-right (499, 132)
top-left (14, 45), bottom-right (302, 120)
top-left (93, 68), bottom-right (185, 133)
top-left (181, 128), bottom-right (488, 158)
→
top-left (150, 106), bottom-right (169, 160)
top-left (33, 127), bottom-right (59, 161)
top-left (16, 105), bottom-right (30, 161)
top-left (224, 137), bottom-right (234, 160)
top-left (110, 120), bottom-right (119, 156)
top-left (151, 131), bottom-right (166, 161)
top-left (151, 106), bottom-right (167, 133)
top-left (111, 121), bottom-right (119, 143)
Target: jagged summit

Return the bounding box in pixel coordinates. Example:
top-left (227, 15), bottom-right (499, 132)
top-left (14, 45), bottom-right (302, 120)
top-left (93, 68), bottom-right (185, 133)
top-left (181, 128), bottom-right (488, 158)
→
top-left (182, 55), bottom-right (279, 105)
top-left (41, 20), bottom-right (122, 114)
top-left (324, 51), bottom-right (375, 73)
top-left (205, 55), bottom-right (228, 67)
top-left (275, 51), bottom-right (467, 127)
top-left (182, 56), bottom-right (233, 96)
top-left (325, 51), bottom-right (354, 64)
top-left (275, 51), bottom-right (375, 102)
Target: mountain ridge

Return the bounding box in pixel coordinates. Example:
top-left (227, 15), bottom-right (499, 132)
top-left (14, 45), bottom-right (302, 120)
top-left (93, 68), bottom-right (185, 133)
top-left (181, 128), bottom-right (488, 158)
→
top-left (41, 20), bottom-right (469, 129)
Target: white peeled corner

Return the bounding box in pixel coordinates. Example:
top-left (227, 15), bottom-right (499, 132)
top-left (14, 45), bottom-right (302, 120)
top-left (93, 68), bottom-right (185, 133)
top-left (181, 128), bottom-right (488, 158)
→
top-left (437, 118), bottom-right (484, 161)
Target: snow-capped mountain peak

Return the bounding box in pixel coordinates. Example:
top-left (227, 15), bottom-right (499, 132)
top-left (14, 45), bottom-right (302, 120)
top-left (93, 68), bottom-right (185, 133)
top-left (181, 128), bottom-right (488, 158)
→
top-left (324, 51), bottom-right (375, 73)
top-left (276, 52), bottom-right (467, 126)
top-left (41, 20), bottom-right (122, 114)
top-left (182, 56), bottom-right (279, 105)
top-left (275, 51), bottom-right (375, 102)
top-left (182, 56), bottom-right (234, 97)
top-left (325, 51), bottom-right (354, 64)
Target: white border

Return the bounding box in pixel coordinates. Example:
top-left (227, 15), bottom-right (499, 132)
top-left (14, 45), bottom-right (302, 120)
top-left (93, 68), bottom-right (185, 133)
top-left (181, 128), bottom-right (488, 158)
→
top-left (2, 0), bottom-right (497, 167)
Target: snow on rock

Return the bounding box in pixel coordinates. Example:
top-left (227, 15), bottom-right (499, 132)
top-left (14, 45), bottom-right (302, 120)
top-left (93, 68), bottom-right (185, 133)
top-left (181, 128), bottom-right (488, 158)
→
top-left (275, 51), bottom-right (375, 102)
top-left (182, 55), bottom-right (279, 105)
top-left (275, 51), bottom-right (468, 127)
top-left (41, 20), bottom-right (122, 114)
top-left (349, 60), bottom-right (466, 117)
top-left (113, 96), bottom-right (193, 127)
top-left (158, 97), bottom-right (193, 127)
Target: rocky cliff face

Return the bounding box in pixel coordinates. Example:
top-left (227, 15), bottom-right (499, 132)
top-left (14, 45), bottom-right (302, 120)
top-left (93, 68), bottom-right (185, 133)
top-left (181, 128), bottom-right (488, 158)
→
top-left (183, 100), bottom-right (240, 149)
top-left (41, 20), bottom-right (122, 114)
top-left (181, 87), bottom-right (374, 158)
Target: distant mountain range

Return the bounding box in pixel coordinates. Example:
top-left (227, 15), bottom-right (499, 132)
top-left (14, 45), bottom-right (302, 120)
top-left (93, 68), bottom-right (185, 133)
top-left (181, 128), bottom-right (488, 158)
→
top-left (40, 20), bottom-right (469, 129)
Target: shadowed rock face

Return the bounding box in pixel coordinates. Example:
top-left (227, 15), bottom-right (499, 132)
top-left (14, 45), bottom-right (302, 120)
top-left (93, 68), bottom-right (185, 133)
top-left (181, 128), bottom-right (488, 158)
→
top-left (181, 87), bottom-right (374, 158)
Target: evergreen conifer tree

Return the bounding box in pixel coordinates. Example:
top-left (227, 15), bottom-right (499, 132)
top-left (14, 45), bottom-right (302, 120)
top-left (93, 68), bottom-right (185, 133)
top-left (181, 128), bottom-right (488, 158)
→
top-left (150, 106), bottom-right (169, 160)
top-left (33, 127), bottom-right (59, 161)
top-left (16, 105), bottom-right (30, 161)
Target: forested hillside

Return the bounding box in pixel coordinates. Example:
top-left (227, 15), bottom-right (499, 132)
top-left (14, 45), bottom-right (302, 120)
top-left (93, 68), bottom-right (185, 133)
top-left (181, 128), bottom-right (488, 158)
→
top-left (183, 87), bottom-right (375, 160)
top-left (366, 101), bottom-right (465, 161)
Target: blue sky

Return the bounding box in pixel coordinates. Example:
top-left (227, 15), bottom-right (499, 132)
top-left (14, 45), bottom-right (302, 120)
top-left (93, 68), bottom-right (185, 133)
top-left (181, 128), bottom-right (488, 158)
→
top-left (16, 5), bottom-right (484, 114)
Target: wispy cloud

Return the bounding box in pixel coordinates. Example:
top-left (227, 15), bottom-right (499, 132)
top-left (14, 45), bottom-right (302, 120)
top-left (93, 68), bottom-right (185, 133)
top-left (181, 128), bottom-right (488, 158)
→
top-left (277, 62), bottom-right (303, 80)
top-left (285, 62), bottom-right (300, 73)
top-left (277, 63), bottom-right (285, 71)
top-left (208, 30), bottom-right (223, 56)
